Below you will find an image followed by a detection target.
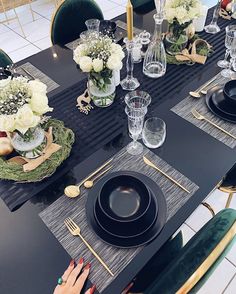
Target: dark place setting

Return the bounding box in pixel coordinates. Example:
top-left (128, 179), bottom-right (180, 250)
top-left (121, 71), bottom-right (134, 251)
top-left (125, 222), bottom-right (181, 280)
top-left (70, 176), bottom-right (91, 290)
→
top-left (0, 0), bottom-right (236, 294)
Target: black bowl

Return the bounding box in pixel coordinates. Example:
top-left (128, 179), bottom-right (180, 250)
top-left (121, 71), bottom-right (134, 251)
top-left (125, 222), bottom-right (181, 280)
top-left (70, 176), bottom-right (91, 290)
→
top-left (99, 20), bottom-right (117, 35)
top-left (223, 80), bottom-right (236, 106)
top-left (94, 191), bottom-right (157, 238)
top-left (95, 174), bottom-right (157, 237)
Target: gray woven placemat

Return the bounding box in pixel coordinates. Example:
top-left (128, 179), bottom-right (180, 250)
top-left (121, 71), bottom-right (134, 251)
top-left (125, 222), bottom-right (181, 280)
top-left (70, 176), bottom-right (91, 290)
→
top-left (39, 145), bottom-right (198, 292)
top-left (17, 62), bottom-right (60, 93)
top-left (66, 38), bottom-right (81, 50)
top-left (171, 73), bottom-right (236, 149)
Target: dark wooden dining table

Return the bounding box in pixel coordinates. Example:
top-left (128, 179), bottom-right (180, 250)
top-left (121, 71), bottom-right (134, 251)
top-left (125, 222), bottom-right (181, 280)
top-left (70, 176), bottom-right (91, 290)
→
top-left (0, 7), bottom-right (236, 294)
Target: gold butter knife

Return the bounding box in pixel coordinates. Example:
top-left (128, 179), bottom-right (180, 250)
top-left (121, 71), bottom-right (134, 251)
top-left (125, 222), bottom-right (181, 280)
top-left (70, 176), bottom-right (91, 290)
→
top-left (143, 156), bottom-right (190, 193)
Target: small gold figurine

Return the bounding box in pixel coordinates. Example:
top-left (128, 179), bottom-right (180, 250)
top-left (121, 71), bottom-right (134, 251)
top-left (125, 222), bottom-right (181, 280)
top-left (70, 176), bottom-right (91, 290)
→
top-left (76, 89), bottom-right (93, 115)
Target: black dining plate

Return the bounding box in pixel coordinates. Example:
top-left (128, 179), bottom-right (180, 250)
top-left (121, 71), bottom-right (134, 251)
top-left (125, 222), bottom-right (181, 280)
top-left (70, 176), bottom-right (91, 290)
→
top-left (206, 88), bottom-right (236, 123)
top-left (210, 86), bottom-right (236, 117)
top-left (86, 171), bottom-right (167, 248)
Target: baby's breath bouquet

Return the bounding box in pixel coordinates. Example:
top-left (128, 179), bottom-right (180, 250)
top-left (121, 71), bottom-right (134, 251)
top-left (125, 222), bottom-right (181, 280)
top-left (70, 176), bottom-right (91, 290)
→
top-left (0, 77), bottom-right (53, 158)
top-left (73, 34), bottom-right (124, 107)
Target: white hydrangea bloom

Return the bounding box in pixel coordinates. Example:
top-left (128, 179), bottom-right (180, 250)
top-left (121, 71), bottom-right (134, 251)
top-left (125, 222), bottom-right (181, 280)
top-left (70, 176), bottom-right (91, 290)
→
top-left (165, 0), bottom-right (203, 23)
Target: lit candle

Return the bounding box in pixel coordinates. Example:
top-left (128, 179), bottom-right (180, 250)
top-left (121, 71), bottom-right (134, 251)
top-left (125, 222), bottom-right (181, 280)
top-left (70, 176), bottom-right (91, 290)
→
top-left (126, 0), bottom-right (133, 40)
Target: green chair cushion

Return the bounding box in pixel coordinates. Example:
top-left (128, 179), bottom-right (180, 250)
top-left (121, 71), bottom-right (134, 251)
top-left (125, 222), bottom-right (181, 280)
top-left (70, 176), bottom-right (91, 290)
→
top-left (0, 49), bottom-right (12, 68)
top-left (131, 0), bottom-right (155, 15)
top-left (144, 209), bottom-right (236, 294)
top-left (131, 231), bottom-right (183, 292)
top-left (51, 0), bottom-right (104, 46)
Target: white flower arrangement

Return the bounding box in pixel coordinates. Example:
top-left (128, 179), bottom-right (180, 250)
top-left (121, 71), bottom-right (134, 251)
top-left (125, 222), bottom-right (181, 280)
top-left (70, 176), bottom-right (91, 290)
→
top-left (165, 0), bottom-right (203, 25)
top-left (0, 77), bottom-right (53, 134)
top-left (73, 34), bottom-right (124, 91)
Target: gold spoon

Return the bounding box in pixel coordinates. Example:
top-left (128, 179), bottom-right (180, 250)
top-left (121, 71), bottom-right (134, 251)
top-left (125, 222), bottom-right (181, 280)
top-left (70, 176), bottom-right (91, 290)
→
top-left (64, 158), bottom-right (113, 198)
top-left (84, 165), bottom-right (112, 189)
top-left (191, 109), bottom-right (236, 139)
top-left (189, 76), bottom-right (218, 98)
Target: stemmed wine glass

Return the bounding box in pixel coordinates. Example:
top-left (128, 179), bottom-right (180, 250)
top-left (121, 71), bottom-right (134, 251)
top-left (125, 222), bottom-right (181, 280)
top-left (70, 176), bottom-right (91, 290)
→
top-left (125, 106), bottom-right (147, 155)
top-left (217, 26), bottom-right (232, 68)
top-left (125, 90), bottom-right (151, 139)
top-left (221, 25), bottom-right (236, 78)
top-left (204, 0), bottom-right (221, 34)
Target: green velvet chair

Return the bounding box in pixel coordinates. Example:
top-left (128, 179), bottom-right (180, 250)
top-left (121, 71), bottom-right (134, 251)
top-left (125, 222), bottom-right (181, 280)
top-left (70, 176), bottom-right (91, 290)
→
top-left (141, 209), bottom-right (236, 294)
top-left (0, 49), bottom-right (12, 68)
top-left (51, 0), bottom-right (104, 46)
top-left (131, 0), bottom-right (155, 15)
top-left (130, 231), bottom-right (184, 293)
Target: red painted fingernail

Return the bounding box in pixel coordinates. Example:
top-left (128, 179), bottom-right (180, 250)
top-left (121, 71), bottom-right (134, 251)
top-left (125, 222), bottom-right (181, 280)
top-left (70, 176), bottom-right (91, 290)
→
top-left (70, 259), bottom-right (75, 266)
top-left (90, 284), bottom-right (96, 294)
top-left (79, 257), bottom-right (84, 264)
top-left (84, 263), bottom-right (91, 270)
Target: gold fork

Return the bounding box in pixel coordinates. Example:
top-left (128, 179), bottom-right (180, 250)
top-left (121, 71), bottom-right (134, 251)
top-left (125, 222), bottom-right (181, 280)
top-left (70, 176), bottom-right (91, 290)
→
top-left (64, 217), bottom-right (114, 277)
top-left (191, 109), bottom-right (236, 140)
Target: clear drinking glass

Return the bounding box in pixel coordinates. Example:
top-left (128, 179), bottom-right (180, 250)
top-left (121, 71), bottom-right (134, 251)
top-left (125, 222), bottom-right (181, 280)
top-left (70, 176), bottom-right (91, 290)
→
top-left (221, 25), bottom-right (236, 78)
top-left (204, 0), bottom-right (221, 34)
top-left (125, 106), bottom-right (146, 155)
top-left (217, 26), bottom-right (233, 68)
top-left (85, 19), bottom-right (100, 32)
top-left (229, 47), bottom-right (236, 79)
top-left (142, 118), bottom-right (166, 149)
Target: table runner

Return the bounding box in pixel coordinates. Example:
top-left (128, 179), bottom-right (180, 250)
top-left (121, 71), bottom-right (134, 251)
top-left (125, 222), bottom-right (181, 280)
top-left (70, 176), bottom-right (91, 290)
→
top-left (17, 62), bottom-right (60, 93)
top-left (40, 145), bottom-right (198, 292)
top-left (171, 73), bottom-right (236, 149)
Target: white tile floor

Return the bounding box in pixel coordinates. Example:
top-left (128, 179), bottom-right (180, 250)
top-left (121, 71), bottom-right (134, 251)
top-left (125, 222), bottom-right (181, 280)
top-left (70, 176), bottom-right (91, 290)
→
top-left (0, 0), bottom-right (236, 293)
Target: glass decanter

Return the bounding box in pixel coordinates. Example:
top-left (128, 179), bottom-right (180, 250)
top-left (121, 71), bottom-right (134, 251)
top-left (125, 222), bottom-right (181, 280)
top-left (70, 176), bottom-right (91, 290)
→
top-left (204, 0), bottom-right (221, 34)
top-left (143, 11), bottom-right (166, 78)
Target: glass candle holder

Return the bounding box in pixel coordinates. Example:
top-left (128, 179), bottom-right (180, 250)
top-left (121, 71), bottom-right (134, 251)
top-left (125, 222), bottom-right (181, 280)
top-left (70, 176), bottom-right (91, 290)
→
top-left (120, 38), bottom-right (140, 91)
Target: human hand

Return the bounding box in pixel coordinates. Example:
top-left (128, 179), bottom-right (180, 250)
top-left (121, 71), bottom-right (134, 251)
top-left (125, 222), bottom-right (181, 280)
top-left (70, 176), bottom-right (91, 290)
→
top-left (53, 258), bottom-right (96, 294)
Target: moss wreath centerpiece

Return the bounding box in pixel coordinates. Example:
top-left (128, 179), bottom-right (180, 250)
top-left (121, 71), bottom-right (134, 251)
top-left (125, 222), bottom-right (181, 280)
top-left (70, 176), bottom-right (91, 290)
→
top-left (0, 77), bottom-right (75, 182)
top-left (0, 119), bottom-right (74, 182)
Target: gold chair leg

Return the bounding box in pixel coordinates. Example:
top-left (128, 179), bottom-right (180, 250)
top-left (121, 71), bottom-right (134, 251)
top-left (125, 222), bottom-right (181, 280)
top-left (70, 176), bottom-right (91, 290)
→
top-left (0, 0), bottom-right (9, 24)
top-left (225, 192), bottom-right (234, 208)
top-left (28, 0), bottom-right (35, 21)
top-left (201, 202), bottom-right (216, 217)
top-left (13, 7), bottom-right (26, 37)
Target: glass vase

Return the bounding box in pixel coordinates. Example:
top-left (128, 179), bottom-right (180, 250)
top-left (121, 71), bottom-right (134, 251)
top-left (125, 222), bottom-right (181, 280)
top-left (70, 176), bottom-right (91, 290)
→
top-left (143, 13), bottom-right (166, 78)
top-left (88, 73), bottom-right (116, 108)
top-left (11, 127), bottom-right (46, 159)
top-left (165, 32), bottom-right (188, 55)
